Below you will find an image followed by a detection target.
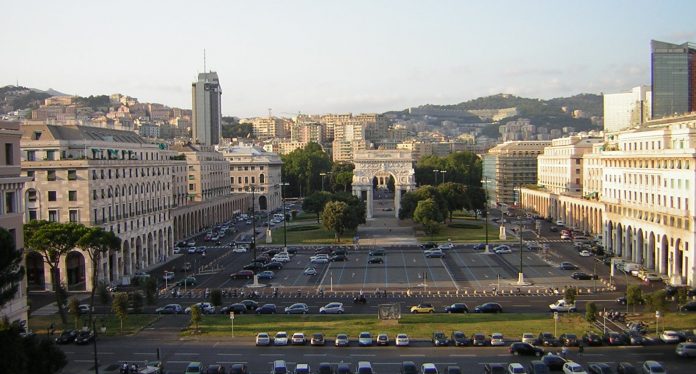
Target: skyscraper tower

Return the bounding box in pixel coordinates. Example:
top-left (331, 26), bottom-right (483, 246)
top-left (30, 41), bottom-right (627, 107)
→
top-left (192, 71), bottom-right (222, 145)
top-left (651, 40), bottom-right (696, 119)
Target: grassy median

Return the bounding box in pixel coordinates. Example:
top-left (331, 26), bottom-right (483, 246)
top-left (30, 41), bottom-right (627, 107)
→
top-left (29, 314), bottom-right (160, 336)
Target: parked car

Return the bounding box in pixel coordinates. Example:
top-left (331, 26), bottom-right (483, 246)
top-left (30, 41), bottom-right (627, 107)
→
top-left (421, 363), bottom-right (438, 374)
top-left (641, 361), bottom-right (665, 374)
top-left (509, 342), bottom-right (543, 356)
top-left (255, 304), bottom-right (277, 314)
top-left (582, 331), bottom-right (603, 346)
top-left (484, 363), bottom-right (506, 374)
top-left (156, 304), bottom-right (183, 314)
top-left (395, 333), bottom-right (410, 346)
top-left (263, 262), bottom-right (283, 270)
top-left (358, 332), bottom-right (373, 346)
top-left (291, 332), bottom-right (306, 345)
top-left (74, 330), bottom-right (95, 345)
top-left (162, 271), bottom-right (175, 281)
top-left (571, 272), bottom-right (594, 280)
top-left (420, 242), bottom-right (438, 250)
top-left (256, 270), bottom-right (275, 280)
top-left (451, 331), bottom-right (470, 346)
top-left (176, 276), bottom-right (197, 286)
top-left (604, 332), bottom-right (627, 346)
top-left (273, 331), bottom-right (289, 346)
top-left (508, 363), bottom-right (527, 374)
top-left (367, 257), bottom-right (384, 264)
top-left (661, 330), bottom-right (681, 344)
top-left (319, 302), bottom-right (345, 314)
top-left (303, 267), bottom-right (318, 276)
top-left (186, 362), bottom-right (203, 374)
top-left (255, 332), bottom-right (271, 346)
top-left (472, 333), bottom-right (488, 346)
top-left (330, 254), bottom-right (348, 262)
top-left (401, 361), bottom-right (418, 374)
top-left (410, 303), bottom-right (435, 313)
top-left (285, 303), bottom-right (309, 314)
top-left (376, 333), bottom-right (389, 346)
top-left (541, 354), bottom-right (567, 371)
top-left (549, 299), bottom-right (577, 312)
top-left (560, 262), bottom-right (579, 270)
top-left (445, 303), bottom-right (469, 313)
top-left (311, 333), bottom-right (325, 346)
top-left (538, 332), bottom-right (560, 347)
top-left (680, 301), bottom-right (696, 312)
top-left (424, 249), bottom-right (445, 258)
top-left (528, 361), bottom-right (550, 374)
top-left (368, 248), bottom-right (385, 256)
top-left (522, 333), bottom-right (537, 345)
top-left (676, 342), bottom-right (696, 357)
top-left (587, 363), bottom-right (613, 374)
top-left (445, 366), bottom-right (462, 374)
top-left (220, 303), bottom-right (247, 314)
top-left (494, 245), bottom-right (512, 254)
top-left (559, 333), bottom-right (579, 346)
top-left (562, 362), bottom-right (587, 374)
top-left (432, 331), bottom-right (449, 346)
top-left (475, 302), bottom-right (503, 313)
top-left (230, 270), bottom-right (255, 280)
top-left (490, 333), bottom-right (505, 346)
top-left (335, 333), bottom-right (350, 347)
top-left (616, 362), bottom-right (637, 374)
top-left (311, 257), bottom-right (330, 264)
top-left (185, 302), bottom-right (215, 314)
top-left (55, 329), bottom-right (78, 344)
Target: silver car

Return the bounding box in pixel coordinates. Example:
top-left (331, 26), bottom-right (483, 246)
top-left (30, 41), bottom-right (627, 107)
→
top-left (676, 342), bottom-right (696, 357)
top-left (319, 302), bottom-right (344, 314)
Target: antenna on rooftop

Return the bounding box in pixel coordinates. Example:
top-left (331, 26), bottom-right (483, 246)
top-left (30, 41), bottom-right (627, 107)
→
top-left (203, 48), bottom-right (207, 74)
top-left (268, 108), bottom-right (272, 118)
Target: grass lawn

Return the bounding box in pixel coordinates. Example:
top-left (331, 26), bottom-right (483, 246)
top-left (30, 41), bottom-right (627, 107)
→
top-left (623, 312), bottom-right (696, 332)
top-left (30, 314), bottom-right (160, 336)
top-left (189, 313), bottom-right (594, 338)
top-left (416, 216), bottom-right (498, 243)
top-left (270, 223), bottom-right (356, 245)
top-left (292, 212), bottom-right (317, 222)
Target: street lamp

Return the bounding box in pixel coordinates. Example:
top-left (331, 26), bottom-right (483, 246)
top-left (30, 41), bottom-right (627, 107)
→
top-left (279, 182), bottom-right (290, 250)
top-left (439, 170), bottom-right (447, 183)
top-left (320, 172), bottom-right (332, 191)
top-left (246, 185), bottom-right (258, 261)
top-left (433, 169), bottom-right (439, 185)
top-left (481, 178), bottom-right (490, 252)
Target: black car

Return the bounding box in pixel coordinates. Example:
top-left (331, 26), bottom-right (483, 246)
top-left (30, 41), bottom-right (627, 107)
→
top-left (616, 362), bottom-right (637, 374)
top-left (527, 360), bottom-right (550, 374)
top-left (474, 302), bottom-right (503, 313)
top-left (432, 331), bottom-right (449, 346)
top-left (330, 254), bottom-right (348, 262)
top-left (220, 303), bottom-right (247, 314)
top-left (559, 333), bottom-right (578, 346)
top-left (559, 262), bottom-right (578, 270)
top-left (450, 331), bottom-right (470, 346)
top-left (472, 333), bottom-right (487, 346)
top-left (445, 366), bottom-right (462, 374)
top-left (229, 363), bottom-right (249, 374)
top-left (285, 247), bottom-right (298, 254)
top-left (332, 249), bottom-right (347, 256)
top-left (483, 363), bottom-right (506, 374)
top-left (401, 361), bottom-right (418, 374)
top-left (664, 285), bottom-right (680, 297)
top-left (571, 272), bottom-right (593, 280)
top-left (680, 301), bottom-right (696, 312)
top-left (509, 342), bottom-right (543, 356)
top-left (604, 332), bottom-right (627, 346)
top-left (541, 354), bottom-right (567, 371)
top-left (582, 331), bottom-right (603, 346)
top-left (206, 364), bottom-right (226, 374)
top-left (444, 303), bottom-right (469, 313)
top-left (263, 262), bottom-right (284, 270)
top-left (368, 248), bottom-right (385, 256)
top-left (538, 332), bottom-right (560, 347)
top-left (367, 257), bottom-right (383, 264)
top-left (243, 262), bottom-right (265, 271)
top-left (74, 330), bottom-right (95, 345)
top-left (318, 363), bottom-right (334, 374)
top-left (239, 299), bottom-right (258, 310)
top-left (549, 226), bottom-right (559, 232)
top-left (588, 363), bottom-right (614, 374)
top-left (55, 329), bottom-right (78, 344)
top-left (420, 242), bottom-right (438, 250)
top-left (255, 304), bottom-right (277, 314)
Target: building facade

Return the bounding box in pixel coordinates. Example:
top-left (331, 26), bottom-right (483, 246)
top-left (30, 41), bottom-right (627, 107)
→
top-left (221, 145), bottom-right (283, 212)
top-left (536, 135), bottom-right (603, 195)
top-left (0, 121), bottom-right (29, 324)
top-left (192, 72), bottom-right (222, 146)
top-left (482, 141), bottom-right (550, 205)
top-left (651, 40), bottom-right (696, 119)
top-left (603, 85), bottom-right (652, 133)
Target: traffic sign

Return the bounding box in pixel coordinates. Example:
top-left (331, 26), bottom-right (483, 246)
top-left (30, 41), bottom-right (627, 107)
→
top-left (553, 312), bottom-right (559, 320)
top-left (229, 312), bottom-right (235, 320)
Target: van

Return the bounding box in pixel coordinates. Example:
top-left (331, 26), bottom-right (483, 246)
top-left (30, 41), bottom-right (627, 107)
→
top-left (272, 360), bottom-right (288, 374)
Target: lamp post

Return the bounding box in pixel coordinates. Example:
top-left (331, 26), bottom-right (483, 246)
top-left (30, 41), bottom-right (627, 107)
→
top-left (320, 172), bottom-right (332, 191)
top-left (246, 185), bottom-right (258, 262)
top-left (92, 319), bottom-right (99, 374)
top-left (279, 182), bottom-right (290, 250)
top-left (482, 178), bottom-right (490, 252)
top-left (433, 169), bottom-right (439, 185)
top-left (440, 170), bottom-right (447, 184)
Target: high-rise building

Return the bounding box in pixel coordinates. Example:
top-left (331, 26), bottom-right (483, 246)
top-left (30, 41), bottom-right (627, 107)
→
top-left (651, 40), bottom-right (696, 119)
top-left (603, 85), bottom-right (652, 132)
top-left (192, 72), bottom-right (222, 145)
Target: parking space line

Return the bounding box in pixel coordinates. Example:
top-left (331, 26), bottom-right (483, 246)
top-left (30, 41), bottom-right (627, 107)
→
top-left (400, 250), bottom-right (411, 288)
top-left (440, 258), bottom-right (459, 290)
top-left (452, 250), bottom-right (482, 288)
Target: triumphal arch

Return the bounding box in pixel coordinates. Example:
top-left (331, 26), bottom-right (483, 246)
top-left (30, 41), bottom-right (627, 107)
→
top-left (352, 150), bottom-right (416, 218)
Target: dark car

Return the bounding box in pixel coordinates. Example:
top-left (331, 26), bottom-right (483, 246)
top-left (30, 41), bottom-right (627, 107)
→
top-left (559, 333), bottom-right (579, 346)
top-left (604, 332), bottom-right (627, 346)
top-left (472, 333), bottom-right (487, 346)
top-left (55, 329), bottom-right (78, 344)
top-left (445, 367), bottom-right (462, 374)
top-left (473, 243), bottom-right (486, 250)
top-left (336, 362), bottom-right (353, 374)
top-left (242, 262), bottom-right (264, 271)
top-left (680, 301), bottom-right (696, 312)
top-left (314, 247), bottom-right (333, 255)
top-left (228, 363), bottom-right (248, 374)
top-left (474, 302), bottom-right (503, 313)
top-left (538, 332), bottom-right (560, 347)
top-left (550, 226), bottom-right (559, 232)
top-left (664, 285), bottom-right (680, 297)
top-left (220, 303), bottom-right (247, 314)
top-left (318, 363), bottom-right (334, 374)
top-left (175, 276), bottom-right (197, 286)
top-left (263, 262), bottom-right (284, 270)
top-left (367, 257), bottom-right (383, 264)
top-left (559, 262), bottom-right (578, 270)
top-left (432, 331), bottom-right (449, 346)
top-left (206, 364), bottom-right (226, 374)
top-left (400, 361), bottom-right (418, 374)
top-left (528, 360), bottom-right (550, 374)
top-left (541, 354), bottom-right (567, 371)
top-left (330, 254), bottom-right (348, 262)
top-left (239, 299), bottom-right (259, 310)
top-left (582, 331), bottom-right (603, 346)
top-left (450, 331), bottom-right (470, 346)
top-left (231, 270), bottom-right (255, 279)
top-left (483, 363), bottom-right (506, 374)
top-left (444, 303), bottom-right (469, 313)
top-left (255, 304), bottom-right (277, 314)
top-left (368, 248), bottom-right (385, 256)
top-left (74, 330), bottom-right (95, 345)
top-left (571, 272), bottom-right (594, 280)
top-left (588, 363), bottom-right (615, 374)
top-left (616, 362), bottom-right (637, 374)
top-left (420, 242), bottom-right (438, 250)
top-left (509, 342), bottom-right (543, 356)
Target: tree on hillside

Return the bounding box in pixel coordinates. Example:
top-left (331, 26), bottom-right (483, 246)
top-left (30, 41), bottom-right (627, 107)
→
top-left (321, 201), bottom-right (349, 242)
top-left (76, 227), bottom-right (121, 326)
top-left (24, 221), bottom-right (87, 324)
top-left (302, 191), bottom-right (333, 223)
top-left (0, 227), bottom-right (25, 309)
top-left (438, 182), bottom-right (467, 222)
top-left (413, 199), bottom-right (443, 236)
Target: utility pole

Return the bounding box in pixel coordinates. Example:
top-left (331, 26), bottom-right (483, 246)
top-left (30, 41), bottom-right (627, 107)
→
top-left (280, 182), bottom-right (290, 249)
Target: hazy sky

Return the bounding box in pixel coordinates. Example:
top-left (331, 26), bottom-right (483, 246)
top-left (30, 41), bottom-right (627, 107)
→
top-left (2, 0), bottom-right (695, 117)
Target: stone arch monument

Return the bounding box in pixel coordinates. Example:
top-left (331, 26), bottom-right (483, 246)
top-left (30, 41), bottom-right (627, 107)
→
top-left (352, 150), bottom-right (416, 219)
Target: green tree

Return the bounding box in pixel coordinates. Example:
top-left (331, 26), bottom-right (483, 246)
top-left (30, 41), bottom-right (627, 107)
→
top-left (321, 201), bottom-right (349, 242)
top-left (0, 227), bottom-right (25, 309)
top-left (24, 221), bottom-right (87, 324)
top-left (67, 297), bottom-right (81, 329)
top-left (222, 117), bottom-right (253, 138)
top-left (626, 285), bottom-right (643, 313)
top-left (331, 162), bottom-right (354, 192)
top-left (129, 292), bottom-right (144, 314)
top-left (190, 305), bottom-right (202, 333)
top-left (399, 185), bottom-right (448, 220)
top-left (332, 192), bottom-right (366, 231)
top-left (564, 287), bottom-right (577, 304)
top-left (76, 226), bottom-right (121, 326)
top-left (585, 302), bottom-right (597, 322)
top-left (438, 182), bottom-right (467, 222)
top-left (210, 289), bottom-right (222, 307)
top-left (302, 191), bottom-right (333, 223)
top-left (645, 290), bottom-right (668, 313)
top-left (142, 277), bottom-right (157, 305)
top-left (0, 321), bottom-right (68, 374)
top-left (413, 199), bottom-right (444, 236)
top-left (676, 287), bottom-right (688, 305)
top-left (281, 142), bottom-right (332, 197)
top-left (111, 292), bottom-right (129, 333)
top-left (97, 282), bottom-right (110, 305)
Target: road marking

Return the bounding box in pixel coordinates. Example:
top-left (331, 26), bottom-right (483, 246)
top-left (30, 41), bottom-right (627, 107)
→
top-left (134, 352), bottom-right (154, 355)
top-left (260, 353), bottom-right (284, 356)
top-left (98, 352), bottom-right (114, 355)
top-left (175, 352), bottom-right (199, 355)
top-left (512, 304), bottom-right (531, 307)
top-left (399, 354), bottom-right (425, 357)
top-left (304, 354), bottom-right (327, 357)
top-left (350, 354), bottom-right (376, 357)
top-left (217, 353), bottom-right (242, 356)
top-left (167, 360), bottom-right (192, 364)
top-left (217, 361), bottom-right (247, 364)
top-left (74, 360), bottom-right (95, 363)
top-left (449, 354), bottom-right (476, 357)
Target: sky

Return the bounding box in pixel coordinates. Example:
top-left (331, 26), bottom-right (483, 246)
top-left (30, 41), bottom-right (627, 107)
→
top-left (2, 0), bottom-right (695, 117)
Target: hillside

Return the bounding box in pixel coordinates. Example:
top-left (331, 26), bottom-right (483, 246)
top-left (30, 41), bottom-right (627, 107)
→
top-left (0, 85), bottom-right (52, 113)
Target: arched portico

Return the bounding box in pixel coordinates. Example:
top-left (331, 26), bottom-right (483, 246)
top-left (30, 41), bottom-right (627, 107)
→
top-left (352, 150), bottom-right (416, 219)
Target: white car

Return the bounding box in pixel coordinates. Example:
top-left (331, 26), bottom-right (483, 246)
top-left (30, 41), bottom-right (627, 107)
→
top-left (522, 333), bottom-right (536, 344)
top-left (676, 342), bottom-right (696, 357)
top-left (78, 304), bottom-right (93, 314)
top-left (508, 363), bottom-right (526, 374)
top-left (562, 362), bottom-right (587, 374)
top-left (162, 271), bottom-right (175, 281)
top-left (549, 299), bottom-right (577, 312)
top-left (421, 363), bottom-right (438, 374)
top-left (661, 330), bottom-right (681, 344)
top-left (578, 250), bottom-right (592, 257)
top-left (274, 331), bottom-right (289, 346)
top-left (319, 302), bottom-right (345, 314)
top-left (644, 272), bottom-right (662, 282)
top-left (255, 332), bottom-right (271, 346)
top-left (310, 257), bottom-right (329, 264)
top-left (437, 242), bottom-right (454, 250)
top-left (173, 247), bottom-right (182, 254)
top-left (490, 333), bottom-right (505, 346)
top-left (187, 247), bottom-right (197, 254)
top-left (272, 255), bottom-right (291, 263)
top-left (395, 333), bottom-right (410, 346)
top-left (303, 267), bottom-right (318, 276)
top-left (231, 246), bottom-right (247, 253)
top-left (291, 332), bottom-right (306, 345)
top-left (185, 302), bottom-right (215, 314)
top-left (494, 245), bottom-right (512, 254)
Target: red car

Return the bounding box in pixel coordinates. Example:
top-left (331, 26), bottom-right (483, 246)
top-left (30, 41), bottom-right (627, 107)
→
top-left (230, 270), bottom-right (254, 279)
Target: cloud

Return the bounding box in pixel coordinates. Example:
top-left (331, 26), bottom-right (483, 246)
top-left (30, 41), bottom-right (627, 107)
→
top-left (665, 30), bottom-right (696, 41)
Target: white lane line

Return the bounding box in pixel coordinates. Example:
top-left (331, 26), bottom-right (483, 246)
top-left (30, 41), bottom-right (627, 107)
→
top-left (512, 304), bottom-right (531, 307)
top-left (260, 353), bottom-right (284, 356)
top-left (98, 352), bottom-right (114, 355)
top-left (217, 353), bottom-right (242, 356)
top-left (134, 352), bottom-right (154, 355)
top-left (175, 352), bottom-right (199, 355)
top-left (399, 354), bottom-right (425, 357)
top-left (350, 354), bottom-right (376, 357)
top-left (74, 360), bottom-right (95, 363)
top-left (449, 354), bottom-right (476, 357)
top-left (304, 354), bottom-right (327, 357)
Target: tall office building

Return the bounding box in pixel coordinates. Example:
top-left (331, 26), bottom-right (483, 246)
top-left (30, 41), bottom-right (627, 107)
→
top-left (603, 85), bottom-right (652, 132)
top-left (651, 40), bottom-right (696, 119)
top-left (192, 72), bottom-right (222, 145)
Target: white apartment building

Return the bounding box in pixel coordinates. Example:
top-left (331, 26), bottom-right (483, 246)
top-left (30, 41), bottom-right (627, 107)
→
top-left (221, 145), bottom-right (283, 212)
top-left (482, 141), bottom-right (551, 205)
top-left (0, 121), bottom-right (29, 325)
top-left (603, 85), bottom-right (652, 133)
top-left (536, 135), bottom-right (603, 195)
